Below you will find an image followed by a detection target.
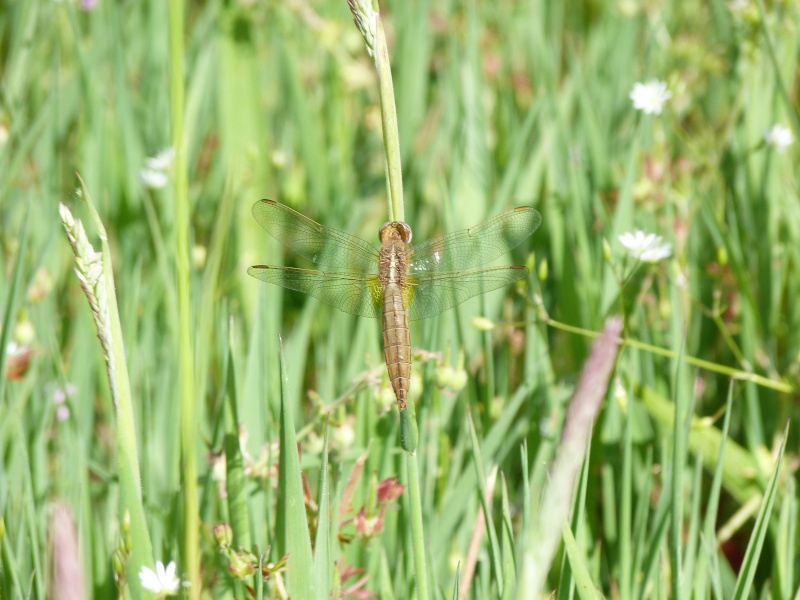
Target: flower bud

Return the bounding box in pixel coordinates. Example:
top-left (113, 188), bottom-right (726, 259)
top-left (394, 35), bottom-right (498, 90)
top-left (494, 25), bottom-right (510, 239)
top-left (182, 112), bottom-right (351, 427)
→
top-left (450, 368), bottom-right (468, 392)
top-left (213, 522), bottom-right (233, 548)
top-left (435, 365), bottom-right (454, 389)
top-left (332, 418), bottom-right (355, 453)
top-left (375, 385), bottom-right (395, 413)
top-left (526, 252), bottom-right (536, 273)
top-left (14, 319), bottom-right (35, 345)
top-left (472, 316), bottom-right (495, 331)
top-left (192, 244), bottom-right (207, 269)
top-left (717, 245), bottom-right (728, 267)
top-left (537, 258), bottom-right (548, 282)
top-left (602, 238), bottom-right (612, 262)
top-left (112, 550), bottom-right (124, 577)
top-left (229, 549), bottom-right (257, 578)
top-left (613, 378), bottom-right (628, 411)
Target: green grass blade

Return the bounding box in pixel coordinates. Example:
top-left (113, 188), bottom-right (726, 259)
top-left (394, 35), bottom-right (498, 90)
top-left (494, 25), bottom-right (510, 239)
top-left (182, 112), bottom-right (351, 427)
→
top-left (467, 407), bottom-right (504, 596)
top-left (669, 339), bottom-right (690, 598)
top-left (732, 420), bottom-right (791, 600)
top-left (698, 382), bottom-right (735, 599)
top-left (561, 523), bottom-right (604, 600)
top-left (682, 455), bottom-right (703, 598)
top-left (313, 421), bottom-right (331, 599)
top-left (557, 426), bottom-right (593, 600)
top-left (0, 199), bottom-right (29, 406)
top-left (618, 398), bottom-right (633, 600)
top-left (0, 516), bottom-right (25, 599)
top-left (776, 476), bottom-right (796, 599)
top-left (500, 473), bottom-right (515, 600)
top-left (224, 346), bottom-right (251, 550)
top-left (277, 337), bottom-right (314, 598)
top-left (640, 385), bottom-right (760, 504)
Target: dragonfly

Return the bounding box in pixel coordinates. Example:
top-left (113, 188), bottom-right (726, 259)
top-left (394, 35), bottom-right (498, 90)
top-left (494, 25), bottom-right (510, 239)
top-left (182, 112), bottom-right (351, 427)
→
top-left (248, 200), bottom-right (542, 410)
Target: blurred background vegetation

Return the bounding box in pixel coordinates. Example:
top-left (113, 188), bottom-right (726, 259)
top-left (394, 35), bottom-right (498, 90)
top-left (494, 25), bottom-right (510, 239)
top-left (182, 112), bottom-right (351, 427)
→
top-left (1, 0), bottom-right (798, 598)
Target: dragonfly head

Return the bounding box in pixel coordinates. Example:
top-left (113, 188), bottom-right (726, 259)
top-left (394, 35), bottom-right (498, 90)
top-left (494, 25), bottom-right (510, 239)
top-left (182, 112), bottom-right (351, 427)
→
top-left (379, 221), bottom-right (413, 244)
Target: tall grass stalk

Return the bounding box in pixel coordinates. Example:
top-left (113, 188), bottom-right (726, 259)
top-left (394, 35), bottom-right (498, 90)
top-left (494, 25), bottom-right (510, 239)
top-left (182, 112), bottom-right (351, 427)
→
top-left (347, 1), bottom-right (428, 597)
top-left (59, 188), bottom-right (153, 598)
top-left (168, 0), bottom-right (200, 594)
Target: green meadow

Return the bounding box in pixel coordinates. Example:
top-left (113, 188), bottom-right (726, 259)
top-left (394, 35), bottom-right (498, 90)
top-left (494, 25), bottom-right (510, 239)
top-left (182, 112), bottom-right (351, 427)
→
top-left (1, 0), bottom-right (799, 598)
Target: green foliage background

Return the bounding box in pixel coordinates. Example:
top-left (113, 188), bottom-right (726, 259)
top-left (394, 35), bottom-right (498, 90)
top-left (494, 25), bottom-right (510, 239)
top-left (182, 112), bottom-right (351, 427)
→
top-left (0, 0), bottom-right (798, 598)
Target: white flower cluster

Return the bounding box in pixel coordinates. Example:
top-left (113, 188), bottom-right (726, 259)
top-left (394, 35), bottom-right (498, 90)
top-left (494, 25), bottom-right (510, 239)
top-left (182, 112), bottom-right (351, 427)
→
top-left (629, 80), bottom-right (672, 115)
top-left (618, 230), bottom-right (672, 262)
top-left (764, 125), bottom-right (794, 153)
top-left (139, 561), bottom-right (188, 596)
top-left (140, 148), bottom-right (175, 189)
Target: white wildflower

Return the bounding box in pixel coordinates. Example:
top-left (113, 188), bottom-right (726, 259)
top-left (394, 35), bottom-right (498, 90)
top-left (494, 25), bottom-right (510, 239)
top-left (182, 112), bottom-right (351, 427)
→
top-left (138, 561), bottom-right (182, 596)
top-left (618, 230), bottom-right (672, 262)
top-left (629, 80), bottom-right (672, 115)
top-left (6, 341), bottom-right (24, 358)
top-left (145, 147), bottom-right (175, 171)
top-left (140, 147), bottom-right (174, 189)
top-left (140, 168), bottom-right (169, 189)
top-left (764, 125), bottom-right (794, 153)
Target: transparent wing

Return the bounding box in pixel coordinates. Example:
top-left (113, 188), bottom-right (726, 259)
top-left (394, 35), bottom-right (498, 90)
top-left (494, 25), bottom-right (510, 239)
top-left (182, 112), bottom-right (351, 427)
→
top-left (405, 266), bottom-right (529, 321)
top-left (247, 265), bottom-right (382, 318)
top-left (252, 199), bottom-right (379, 271)
top-left (409, 207), bottom-right (541, 273)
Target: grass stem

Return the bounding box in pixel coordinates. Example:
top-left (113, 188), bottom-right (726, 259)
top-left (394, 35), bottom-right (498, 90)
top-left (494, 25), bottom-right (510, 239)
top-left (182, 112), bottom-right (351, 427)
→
top-left (406, 450), bottom-right (430, 600)
top-left (537, 316), bottom-right (793, 394)
top-left (169, 0), bottom-right (200, 595)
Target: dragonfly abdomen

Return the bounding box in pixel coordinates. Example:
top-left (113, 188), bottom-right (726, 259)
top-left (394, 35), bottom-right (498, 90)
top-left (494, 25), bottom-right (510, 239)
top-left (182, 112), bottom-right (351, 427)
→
top-left (382, 283), bottom-right (411, 410)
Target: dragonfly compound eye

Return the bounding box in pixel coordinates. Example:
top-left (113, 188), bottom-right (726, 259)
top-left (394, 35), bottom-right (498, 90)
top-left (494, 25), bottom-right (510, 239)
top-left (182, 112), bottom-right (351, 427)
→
top-left (379, 222), bottom-right (413, 244)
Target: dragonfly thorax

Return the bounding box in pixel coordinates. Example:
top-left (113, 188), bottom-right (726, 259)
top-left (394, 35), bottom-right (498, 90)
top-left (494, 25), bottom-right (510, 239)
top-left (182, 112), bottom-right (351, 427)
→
top-left (379, 221), bottom-right (412, 244)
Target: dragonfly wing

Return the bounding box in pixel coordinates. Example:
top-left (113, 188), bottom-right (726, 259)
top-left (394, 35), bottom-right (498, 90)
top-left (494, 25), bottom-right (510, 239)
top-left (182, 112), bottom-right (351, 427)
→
top-left (252, 200), bottom-right (379, 271)
top-left (409, 206), bottom-right (541, 273)
top-left (405, 266), bottom-right (529, 321)
top-left (248, 266), bottom-right (382, 318)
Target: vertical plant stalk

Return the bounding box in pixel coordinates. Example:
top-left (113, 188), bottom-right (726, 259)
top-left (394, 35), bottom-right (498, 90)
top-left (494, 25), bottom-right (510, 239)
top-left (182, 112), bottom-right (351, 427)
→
top-left (346, 0), bottom-right (404, 222)
top-left (400, 397), bottom-right (427, 599)
top-left (59, 193), bottom-right (154, 599)
top-left (405, 450), bottom-right (429, 600)
top-left (347, 1), bottom-right (425, 596)
top-left (168, 0), bottom-right (200, 595)
top-left (373, 16), bottom-right (404, 222)
top-left (517, 318), bottom-right (623, 598)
